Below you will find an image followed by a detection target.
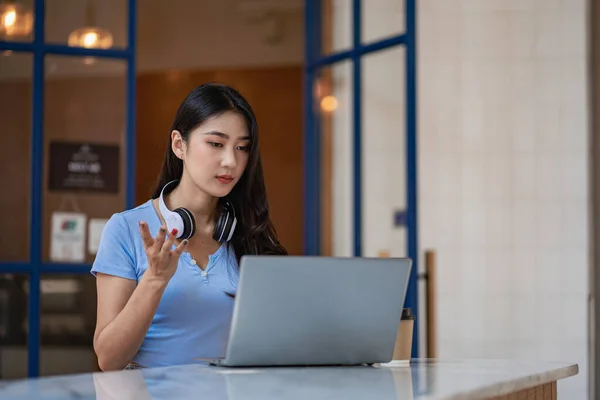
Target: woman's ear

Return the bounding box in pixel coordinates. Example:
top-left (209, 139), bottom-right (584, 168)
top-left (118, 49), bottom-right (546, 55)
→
top-left (171, 130), bottom-right (186, 160)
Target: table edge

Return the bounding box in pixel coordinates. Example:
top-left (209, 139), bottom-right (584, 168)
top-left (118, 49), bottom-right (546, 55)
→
top-left (429, 363), bottom-right (579, 400)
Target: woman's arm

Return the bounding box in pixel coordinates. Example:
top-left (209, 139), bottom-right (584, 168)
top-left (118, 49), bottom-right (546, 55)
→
top-left (92, 222), bottom-right (188, 371)
top-left (93, 272), bottom-right (168, 371)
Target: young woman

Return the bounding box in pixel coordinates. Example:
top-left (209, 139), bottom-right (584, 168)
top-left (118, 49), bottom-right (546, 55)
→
top-left (91, 83), bottom-right (287, 371)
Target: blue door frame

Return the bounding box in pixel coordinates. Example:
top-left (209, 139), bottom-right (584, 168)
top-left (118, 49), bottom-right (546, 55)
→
top-left (303, 0), bottom-right (419, 358)
top-left (0, 0), bottom-right (137, 377)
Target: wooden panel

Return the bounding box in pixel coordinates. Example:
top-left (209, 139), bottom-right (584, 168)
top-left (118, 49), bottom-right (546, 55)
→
top-left (136, 65), bottom-right (303, 255)
top-left (0, 65), bottom-right (303, 262)
top-left (487, 382), bottom-right (557, 400)
top-left (0, 73), bottom-right (127, 264)
top-left (425, 250), bottom-right (437, 358)
top-left (0, 79), bottom-right (32, 261)
top-left (42, 75), bottom-right (127, 264)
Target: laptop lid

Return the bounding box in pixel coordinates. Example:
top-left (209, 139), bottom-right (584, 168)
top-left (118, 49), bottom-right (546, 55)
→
top-left (223, 256), bottom-right (412, 367)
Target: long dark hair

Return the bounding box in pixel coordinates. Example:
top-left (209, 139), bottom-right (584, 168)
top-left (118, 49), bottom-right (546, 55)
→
top-left (152, 82), bottom-right (287, 265)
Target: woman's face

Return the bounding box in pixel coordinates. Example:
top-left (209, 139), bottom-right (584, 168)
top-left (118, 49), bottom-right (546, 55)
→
top-left (172, 111), bottom-right (251, 198)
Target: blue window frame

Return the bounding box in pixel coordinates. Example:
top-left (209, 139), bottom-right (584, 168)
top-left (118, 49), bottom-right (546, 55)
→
top-left (0, 0), bottom-right (137, 377)
top-left (303, 0), bottom-right (419, 357)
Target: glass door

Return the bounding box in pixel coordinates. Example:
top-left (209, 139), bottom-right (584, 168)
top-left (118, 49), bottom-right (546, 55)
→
top-left (303, 0), bottom-right (419, 357)
top-left (0, 0), bottom-right (137, 378)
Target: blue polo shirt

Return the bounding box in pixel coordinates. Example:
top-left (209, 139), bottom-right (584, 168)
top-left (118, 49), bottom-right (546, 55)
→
top-left (91, 200), bottom-right (239, 368)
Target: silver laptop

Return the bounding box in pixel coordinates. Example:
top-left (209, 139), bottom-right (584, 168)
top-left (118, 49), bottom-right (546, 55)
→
top-left (204, 255), bottom-right (412, 367)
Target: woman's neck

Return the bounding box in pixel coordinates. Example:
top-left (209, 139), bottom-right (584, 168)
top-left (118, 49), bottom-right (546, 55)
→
top-left (164, 176), bottom-right (218, 227)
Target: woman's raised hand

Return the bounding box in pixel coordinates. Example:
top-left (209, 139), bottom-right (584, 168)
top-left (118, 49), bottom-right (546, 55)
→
top-left (139, 221), bottom-right (188, 283)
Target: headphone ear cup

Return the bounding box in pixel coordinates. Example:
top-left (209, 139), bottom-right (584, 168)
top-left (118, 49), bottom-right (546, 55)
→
top-left (173, 208), bottom-right (195, 240)
top-left (213, 201), bottom-right (236, 243)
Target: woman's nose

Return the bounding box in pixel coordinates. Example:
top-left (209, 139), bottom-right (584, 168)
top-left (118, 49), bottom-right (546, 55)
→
top-left (221, 148), bottom-right (237, 168)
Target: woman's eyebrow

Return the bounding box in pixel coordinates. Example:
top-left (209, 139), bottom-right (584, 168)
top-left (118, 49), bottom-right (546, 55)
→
top-left (203, 131), bottom-right (251, 141)
top-left (204, 131), bottom-right (229, 139)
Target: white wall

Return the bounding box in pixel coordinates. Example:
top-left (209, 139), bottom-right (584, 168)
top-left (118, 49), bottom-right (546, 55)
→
top-left (330, 0), bottom-right (590, 398)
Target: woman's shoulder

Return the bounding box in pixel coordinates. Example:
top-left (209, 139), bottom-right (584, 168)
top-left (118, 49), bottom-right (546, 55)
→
top-left (101, 199), bottom-right (157, 243)
top-left (109, 200), bottom-right (157, 229)
top-left (91, 199), bottom-right (156, 279)
top-left (114, 199), bottom-right (157, 226)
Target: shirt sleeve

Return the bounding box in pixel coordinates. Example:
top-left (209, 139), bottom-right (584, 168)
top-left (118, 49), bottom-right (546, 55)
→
top-left (91, 213), bottom-right (138, 280)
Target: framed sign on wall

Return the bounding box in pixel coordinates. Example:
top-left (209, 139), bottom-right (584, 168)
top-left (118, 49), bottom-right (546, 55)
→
top-left (48, 141), bottom-right (120, 193)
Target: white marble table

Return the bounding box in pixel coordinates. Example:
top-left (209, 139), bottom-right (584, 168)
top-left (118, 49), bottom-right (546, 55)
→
top-left (0, 359), bottom-right (578, 399)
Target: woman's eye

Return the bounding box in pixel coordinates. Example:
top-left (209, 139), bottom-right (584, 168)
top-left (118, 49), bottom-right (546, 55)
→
top-left (237, 145), bottom-right (248, 151)
top-left (209, 142), bottom-right (223, 148)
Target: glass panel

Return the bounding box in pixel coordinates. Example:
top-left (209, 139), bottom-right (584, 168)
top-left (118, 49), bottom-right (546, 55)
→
top-left (361, 46), bottom-right (407, 258)
top-left (40, 273), bottom-right (98, 376)
top-left (315, 61), bottom-right (353, 256)
top-left (321, 0), bottom-right (352, 55)
top-left (0, 52), bottom-right (32, 262)
top-left (45, 0), bottom-right (127, 49)
top-left (0, 274), bottom-right (29, 379)
top-left (0, 0), bottom-right (34, 42)
top-left (362, 0), bottom-right (405, 45)
top-left (43, 55), bottom-right (126, 264)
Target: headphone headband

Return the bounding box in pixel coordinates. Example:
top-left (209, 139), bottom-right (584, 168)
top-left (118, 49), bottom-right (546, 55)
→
top-left (220, 201), bottom-right (237, 242)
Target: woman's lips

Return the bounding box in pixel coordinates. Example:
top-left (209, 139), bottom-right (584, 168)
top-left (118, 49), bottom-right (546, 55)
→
top-left (216, 175), bottom-right (234, 184)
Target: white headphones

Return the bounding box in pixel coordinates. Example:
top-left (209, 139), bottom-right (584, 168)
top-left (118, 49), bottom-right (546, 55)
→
top-left (158, 180), bottom-right (237, 242)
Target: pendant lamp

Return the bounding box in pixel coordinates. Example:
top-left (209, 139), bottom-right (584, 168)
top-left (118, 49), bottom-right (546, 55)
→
top-left (67, 0), bottom-right (113, 49)
top-left (0, 0), bottom-right (33, 40)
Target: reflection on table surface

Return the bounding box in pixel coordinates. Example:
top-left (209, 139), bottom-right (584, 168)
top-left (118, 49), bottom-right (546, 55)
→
top-left (0, 363), bottom-right (414, 400)
top-left (96, 365), bottom-right (413, 400)
top-left (0, 359), bottom-right (579, 400)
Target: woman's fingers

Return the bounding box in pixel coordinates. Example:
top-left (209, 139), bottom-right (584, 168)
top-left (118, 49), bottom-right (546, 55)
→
top-left (140, 223), bottom-right (186, 269)
top-left (172, 239), bottom-right (189, 258)
top-left (153, 226), bottom-right (167, 252)
top-left (139, 221), bottom-right (154, 249)
top-left (161, 229), bottom-right (178, 253)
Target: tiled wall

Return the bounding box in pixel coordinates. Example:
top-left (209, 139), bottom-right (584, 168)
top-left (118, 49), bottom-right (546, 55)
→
top-left (331, 0), bottom-right (590, 398)
top-left (419, 1), bottom-right (589, 398)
